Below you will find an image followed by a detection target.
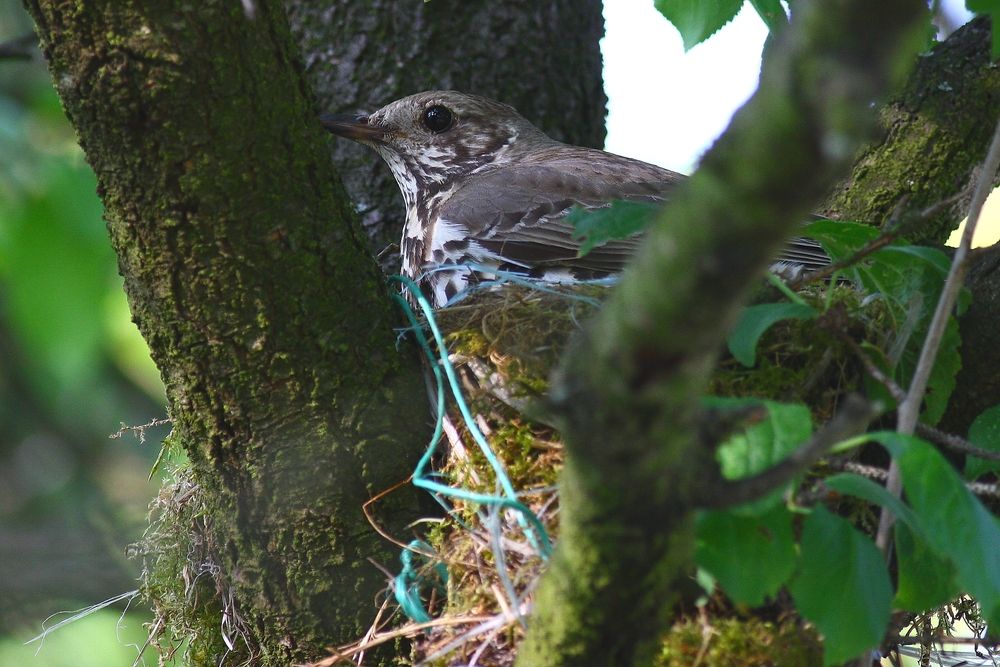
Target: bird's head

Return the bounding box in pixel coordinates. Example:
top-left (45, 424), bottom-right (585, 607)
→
top-left (321, 91), bottom-right (550, 204)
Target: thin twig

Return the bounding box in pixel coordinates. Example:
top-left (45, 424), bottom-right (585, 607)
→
top-left (419, 612), bottom-right (521, 665)
top-left (837, 331), bottom-right (907, 403)
top-left (836, 335), bottom-right (1000, 462)
top-left (109, 416), bottom-right (172, 443)
top-left (823, 459), bottom-right (1000, 499)
top-left (915, 422), bottom-right (1000, 462)
top-left (361, 475), bottom-right (424, 553)
top-left (830, 460), bottom-right (889, 481)
top-left (876, 116), bottom-right (1000, 552)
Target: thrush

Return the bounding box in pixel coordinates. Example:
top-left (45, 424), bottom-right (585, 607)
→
top-left (321, 90), bottom-right (827, 308)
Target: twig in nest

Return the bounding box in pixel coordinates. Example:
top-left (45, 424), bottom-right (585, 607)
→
top-left (361, 475), bottom-right (426, 553)
top-left (301, 614), bottom-right (497, 667)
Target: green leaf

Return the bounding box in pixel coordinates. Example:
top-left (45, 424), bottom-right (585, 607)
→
top-left (915, 315), bottom-right (962, 426)
top-left (964, 404), bottom-right (1000, 480)
top-left (894, 521), bottom-right (959, 612)
top-left (696, 504), bottom-right (795, 606)
top-left (653, 0), bottom-right (744, 50)
top-left (727, 302), bottom-right (817, 367)
top-left (749, 0), bottom-right (787, 32)
top-left (714, 399), bottom-right (813, 479)
top-left (874, 432), bottom-right (1000, 626)
top-left (789, 506), bottom-right (892, 666)
top-left (820, 473), bottom-right (959, 611)
top-left (801, 219), bottom-right (879, 261)
top-left (567, 201), bottom-right (657, 258)
top-left (823, 472), bottom-right (921, 532)
top-left (709, 398), bottom-right (813, 514)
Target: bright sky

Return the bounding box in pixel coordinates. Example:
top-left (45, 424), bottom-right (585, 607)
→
top-left (602, 1), bottom-right (767, 174)
top-left (601, 1), bottom-right (999, 248)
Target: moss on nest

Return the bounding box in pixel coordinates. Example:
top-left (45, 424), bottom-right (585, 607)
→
top-left (656, 616), bottom-right (823, 666)
top-left (435, 284), bottom-right (605, 392)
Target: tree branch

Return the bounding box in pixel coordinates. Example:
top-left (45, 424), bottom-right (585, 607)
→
top-left (518, 1), bottom-right (930, 665)
top-left (915, 422), bottom-right (1000, 463)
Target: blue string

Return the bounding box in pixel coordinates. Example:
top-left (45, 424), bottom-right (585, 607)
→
top-left (393, 539), bottom-right (448, 623)
top-left (389, 276), bottom-right (552, 560)
top-left (417, 262), bottom-right (612, 308)
top-left (387, 274), bottom-right (554, 622)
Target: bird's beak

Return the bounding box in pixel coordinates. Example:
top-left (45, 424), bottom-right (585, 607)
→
top-left (319, 113), bottom-right (388, 143)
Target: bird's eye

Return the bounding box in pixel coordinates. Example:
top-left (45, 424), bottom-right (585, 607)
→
top-left (422, 105), bottom-right (454, 133)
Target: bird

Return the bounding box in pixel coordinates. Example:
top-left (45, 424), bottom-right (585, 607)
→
top-left (321, 90), bottom-right (828, 308)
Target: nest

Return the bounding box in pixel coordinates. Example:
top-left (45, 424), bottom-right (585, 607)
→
top-left (313, 279), bottom-right (882, 666)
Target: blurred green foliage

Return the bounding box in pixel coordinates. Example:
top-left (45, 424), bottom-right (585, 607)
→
top-left (1, 3), bottom-right (171, 664)
top-left (1, 610), bottom-right (157, 667)
top-left (0, 57), bottom-right (163, 417)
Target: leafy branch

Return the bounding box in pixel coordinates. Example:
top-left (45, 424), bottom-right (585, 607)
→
top-left (876, 116), bottom-right (1000, 551)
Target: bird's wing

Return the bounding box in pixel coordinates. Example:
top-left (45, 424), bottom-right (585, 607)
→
top-left (775, 235), bottom-right (831, 272)
top-left (438, 153), bottom-right (830, 276)
top-left (439, 155), bottom-right (683, 275)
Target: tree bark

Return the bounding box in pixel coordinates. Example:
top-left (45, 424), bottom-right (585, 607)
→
top-left (945, 243), bottom-right (1000, 433)
top-left (286, 0), bottom-right (607, 268)
top-left (518, 1), bottom-right (930, 665)
top-left (22, 2), bottom-right (431, 664)
top-left (823, 17), bottom-right (1000, 244)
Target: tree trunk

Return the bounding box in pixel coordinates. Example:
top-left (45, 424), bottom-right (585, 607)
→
top-left (945, 242), bottom-right (1000, 432)
top-left (286, 0), bottom-right (607, 268)
top-left (22, 1), bottom-right (432, 664)
top-left (823, 17), bottom-right (1000, 245)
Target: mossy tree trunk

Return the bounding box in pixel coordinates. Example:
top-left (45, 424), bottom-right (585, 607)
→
top-left (21, 1), bottom-right (432, 663)
top-left (21, 0), bottom-right (606, 664)
top-left (822, 17), bottom-right (1000, 245)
